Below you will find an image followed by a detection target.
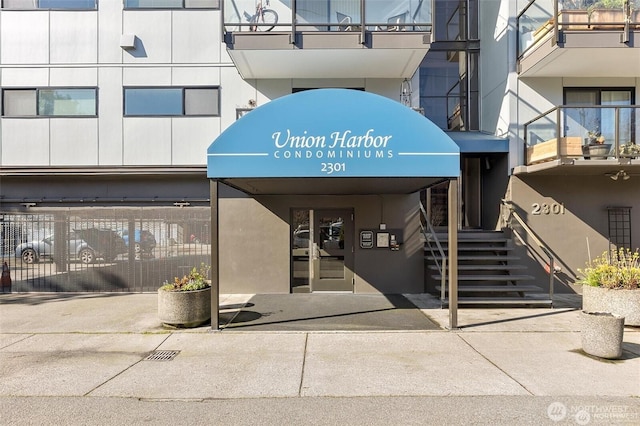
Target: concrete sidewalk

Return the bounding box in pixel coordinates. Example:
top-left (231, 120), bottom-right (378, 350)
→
top-left (0, 293), bottom-right (639, 425)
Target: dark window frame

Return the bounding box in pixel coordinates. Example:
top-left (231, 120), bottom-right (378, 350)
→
top-left (123, 0), bottom-right (220, 10)
top-left (563, 87), bottom-right (636, 105)
top-left (1, 0), bottom-right (97, 10)
top-left (2, 87), bottom-right (98, 118)
top-left (123, 86), bottom-right (220, 117)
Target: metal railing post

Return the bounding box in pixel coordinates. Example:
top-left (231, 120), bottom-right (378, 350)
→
top-left (360, 0), bottom-right (366, 44)
top-left (291, 0), bottom-right (296, 44)
top-left (448, 179), bottom-right (458, 329)
top-left (615, 106), bottom-right (620, 157)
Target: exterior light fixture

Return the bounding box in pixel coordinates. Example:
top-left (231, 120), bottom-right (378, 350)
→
top-left (607, 170), bottom-right (630, 181)
top-left (120, 34), bottom-right (136, 50)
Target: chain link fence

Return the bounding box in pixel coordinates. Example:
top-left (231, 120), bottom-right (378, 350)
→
top-left (0, 207), bottom-right (211, 292)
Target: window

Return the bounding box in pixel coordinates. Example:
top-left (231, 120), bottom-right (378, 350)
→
top-left (124, 87), bottom-right (219, 117)
top-left (123, 0), bottom-right (219, 9)
top-left (2, 0), bottom-right (96, 9)
top-left (2, 88), bottom-right (97, 117)
top-left (564, 88), bottom-right (635, 145)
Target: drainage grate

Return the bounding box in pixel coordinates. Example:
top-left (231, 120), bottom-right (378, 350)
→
top-left (144, 350), bottom-right (180, 361)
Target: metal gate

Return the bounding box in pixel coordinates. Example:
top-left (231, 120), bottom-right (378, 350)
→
top-left (0, 207), bottom-right (210, 292)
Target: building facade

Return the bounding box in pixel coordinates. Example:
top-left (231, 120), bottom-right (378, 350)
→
top-left (1, 0), bottom-right (638, 300)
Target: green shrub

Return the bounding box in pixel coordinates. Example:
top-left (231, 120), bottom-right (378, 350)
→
top-left (160, 263), bottom-right (211, 292)
top-left (578, 248), bottom-right (640, 290)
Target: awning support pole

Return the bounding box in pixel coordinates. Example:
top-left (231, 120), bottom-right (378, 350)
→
top-left (448, 178), bottom-right (458, 330)
top-left (210, 179), bottom-right (220, 331)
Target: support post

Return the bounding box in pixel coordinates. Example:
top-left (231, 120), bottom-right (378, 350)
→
top-left (210, 179), bottom-right (220, 331)
top-left (448, 178), bottom-right (458, 329)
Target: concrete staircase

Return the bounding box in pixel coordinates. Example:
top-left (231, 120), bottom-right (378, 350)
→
top-left (425, 230), bottom-right (552, 306)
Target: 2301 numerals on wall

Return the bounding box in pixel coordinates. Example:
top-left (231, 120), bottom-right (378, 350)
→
top-left (532, 203), bottom-right (565, 215)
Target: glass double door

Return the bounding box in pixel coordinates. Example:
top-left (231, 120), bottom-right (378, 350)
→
top-left (291, 208), bottom-right (354, 293)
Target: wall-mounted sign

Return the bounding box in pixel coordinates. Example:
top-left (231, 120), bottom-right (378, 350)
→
top-left (360, 230), bottom-right (374, 249)
top-left (376, 232), bottom-right (390, 248)
top-left (359, 229), bottom-right (403, 251)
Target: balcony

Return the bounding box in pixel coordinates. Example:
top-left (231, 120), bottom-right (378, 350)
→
top-left (517, 0), bottom-right (640, 77)
top-left (520, 106), bottom-right (640, 176)
top-left (223, 0), bottom-right (432, 79)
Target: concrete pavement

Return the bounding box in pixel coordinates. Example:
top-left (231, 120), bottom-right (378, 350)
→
top-left (0, 292), bottom-right (639, 425)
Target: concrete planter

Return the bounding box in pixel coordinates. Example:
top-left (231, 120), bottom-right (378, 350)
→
top-left (158, 286), bottom-right (211, 328)
top-left (582, 285), bottom-right (640, 326)
top-left (580, 311), bottom-right (625, 359)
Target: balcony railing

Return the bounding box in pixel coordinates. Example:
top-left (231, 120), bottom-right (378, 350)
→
top-left (524, 105), bottom-right (640, 165)
top-left (517, 0), bottom-right (639, 57)
top-left (223, 0), bottom-right (432, 33)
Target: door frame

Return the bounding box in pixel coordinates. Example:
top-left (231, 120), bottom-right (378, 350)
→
top-left (290, 208), bottom-right (354, 293)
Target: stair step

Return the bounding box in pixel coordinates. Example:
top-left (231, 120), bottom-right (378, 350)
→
top-left (428, 264), bottom-right (527, 271)
top-left (431, 274), bottom-right (535, 281)
top-left (435, 285), bottom-right (543, 293)
top-left (435, 246), bottom-right (514, 252)
top-left (441, 297), bottom-right (553, 306)
top-left (432, 231), bottom-right (506, 239)
top-left (425, 255), bottom-right (521, 261)
top-left (427, 237), bottom-right (510, 244)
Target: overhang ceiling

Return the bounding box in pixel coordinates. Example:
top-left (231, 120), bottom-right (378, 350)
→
top-left (220, 177), bottom-right (448, 195)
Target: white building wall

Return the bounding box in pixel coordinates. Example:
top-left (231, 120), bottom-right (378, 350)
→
top-left (98, 1), bottom-right (123, 64)
top-left (1, 119), bottom-right (50, 165)
top-left (1, 6), bottom-right (410, 169)
top-left (0, 7), bottom-right (242, 169)
top-left (50, 119), bottom-right (98, 165)
top-left (50, 12), bottom-right (97, 64)
top-left (98, 67), bottom-right (124, 165)
top-left (0, 11), bottom-right (49, 64)
top-left (479, 0), bottom-right (514, 166)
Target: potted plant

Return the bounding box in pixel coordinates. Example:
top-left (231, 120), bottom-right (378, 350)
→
top-left (578, 248), bottom-right (639, 358)
top-left (158, 263), bottom-right (211, 328)
top-left (582, 128), bottom-right (611, 159)
top-left (620, 142), bottom-right (640, 158)
top-left (579, 247), bottom-right (640, 326)
top-left (588, 0), bottom-right (631, 29)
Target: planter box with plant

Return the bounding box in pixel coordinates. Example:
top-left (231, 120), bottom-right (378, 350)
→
top-left (158, 263), bottom-right (211, 328)
top-left (582, 129), bottom-right (611, 159)
top-left (620, 142), bottom-right (640, 159)
top-left (579, 248), bottom-right (640, 326)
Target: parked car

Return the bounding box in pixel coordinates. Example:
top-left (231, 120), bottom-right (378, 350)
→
top-left (292, 228), bottom-right (309, 249)
top-left (120, 229), bottom-right (157, 256)
top-left (70, 229), bottom-right (127, 263)
top-left (15, 232), bottom-right (93, 264)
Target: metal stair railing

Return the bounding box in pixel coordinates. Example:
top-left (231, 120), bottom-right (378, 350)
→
top-left (418, 201), bottom-right (447, 300)
top-left (500, 199), bottom-right (556, 304)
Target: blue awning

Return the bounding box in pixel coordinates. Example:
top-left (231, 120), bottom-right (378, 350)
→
top-left (207, 89), bottom-right (460, 181)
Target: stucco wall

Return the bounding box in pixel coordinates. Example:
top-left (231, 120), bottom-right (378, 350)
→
top-left (506, 175), bottom-right (640, 293)
top-left (218, 184), bottom-right (424, 294)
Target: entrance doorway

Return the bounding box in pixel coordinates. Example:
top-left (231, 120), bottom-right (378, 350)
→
top-left (291, 208), bottom-right (354, 293)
